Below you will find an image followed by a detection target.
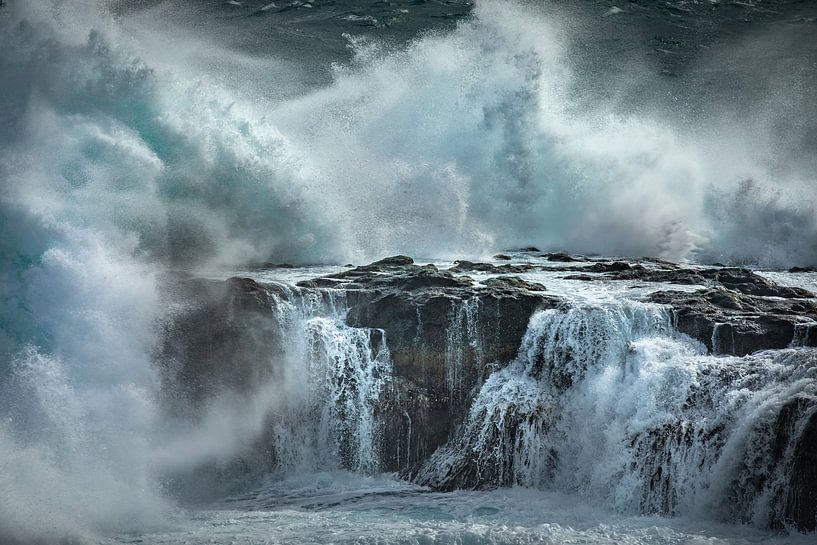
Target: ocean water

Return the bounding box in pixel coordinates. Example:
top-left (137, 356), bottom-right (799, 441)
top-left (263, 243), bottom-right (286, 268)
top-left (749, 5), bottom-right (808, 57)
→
top-left (2, 1), bottom-right (817, 543)
top-left (109, 474), bottom-right (817, 545)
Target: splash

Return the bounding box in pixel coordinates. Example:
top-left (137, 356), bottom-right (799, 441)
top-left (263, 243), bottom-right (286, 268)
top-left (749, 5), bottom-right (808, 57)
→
top-left (2, 1), bottom-right (815, 270)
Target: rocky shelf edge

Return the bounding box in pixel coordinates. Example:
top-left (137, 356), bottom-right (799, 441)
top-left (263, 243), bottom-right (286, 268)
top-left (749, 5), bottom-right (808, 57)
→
top-left (158, 255), bottom-right (817, 530)
top-left (300, 255), bottom-right (559, 470)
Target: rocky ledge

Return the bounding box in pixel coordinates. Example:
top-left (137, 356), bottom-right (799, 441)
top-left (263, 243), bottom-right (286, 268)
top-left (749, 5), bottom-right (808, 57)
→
top-left (556, 260), bottom-right (817, 356)
top-left (159, 254), bottom-right (817, 530)
top-left (299, 255), bottom-right (559, 470)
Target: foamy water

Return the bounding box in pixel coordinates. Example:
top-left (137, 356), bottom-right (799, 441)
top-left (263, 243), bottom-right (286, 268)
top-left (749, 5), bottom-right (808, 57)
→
top-left (110, 473), bottom-right (815, 545)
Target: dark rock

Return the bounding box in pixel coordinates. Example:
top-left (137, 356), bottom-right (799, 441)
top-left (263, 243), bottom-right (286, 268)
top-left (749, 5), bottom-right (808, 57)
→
top-left (158, 275), bottom-right (280, 409)
top-left (765, 395), bottom-right (817, 532)
top-left (493, 254), bottom-right (512, 261)
top-left (563, 274), bottom-right (595, 281)
top-left (544, 252), bottom-right (584, 262)
top-left (321, 263), bottom-right (472, 292)
top-left (369, 255), bottom-right (414, 267)
top-left (449, 260), bottom-right (498, 273)
top-left (483, 276), bottom-right (546, 292)
top-left (347, 284), bottom-right (557, 472)
top-left (790, 266), bottom-right (817, 273)
top-left (785, 406), bottom-right (817, 531)
top-left (519, 246), bottom-right (541, 252)
top-left (296, 277), bottom-right (345, 288)
top-left (587, 264), bottom-right (814, 298)
top-left (247, 262), bottom-right (295, 270)
top-left (449, 261), bottom-right (537, 274)
top-left (649, 288), bottom-right (817, 355)
top-left (585, 261), bottom-right (639, 273)
top-left (333, 257), bottom-right (559, 472)
top-left (159, 255), bottom-right (817, 532)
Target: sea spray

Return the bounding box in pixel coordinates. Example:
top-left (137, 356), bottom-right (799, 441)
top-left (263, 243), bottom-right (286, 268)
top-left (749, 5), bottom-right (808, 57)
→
top-left (2, 0), bottom-right (817, 541)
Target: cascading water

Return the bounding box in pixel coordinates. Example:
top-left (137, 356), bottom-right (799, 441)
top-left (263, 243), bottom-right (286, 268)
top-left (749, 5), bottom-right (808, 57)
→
top-left (418, 300), bottom-right (817, 528)
top-left (445, 297), bottom-right (483, 405)
top-left (240, 286), bottom-right (392, 475)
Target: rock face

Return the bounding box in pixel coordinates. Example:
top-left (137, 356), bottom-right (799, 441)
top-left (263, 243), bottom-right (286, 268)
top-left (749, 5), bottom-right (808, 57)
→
top-left (301, 257), bottom-right (557, 472)
top-left (650, 288), bottom-right (817, 356)
top-left (158, 275), bottom-right (280, 410)
top-left (553, 260), bottom-right (817, 356)
top-left (162, 257), bottom-right (556, 475)
top-left (159, 255), bottom-right (817, 531)
top-left (774, 396), bottom-right (817, 531)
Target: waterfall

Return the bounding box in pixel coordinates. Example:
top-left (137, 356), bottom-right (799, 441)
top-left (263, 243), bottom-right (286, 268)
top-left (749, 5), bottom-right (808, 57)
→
top-left (258, 285), bottom-right (391, 472)
top-left (417, 300), bottom-right (817, 527)
top-left (234, 285), bottom-right (392, 475)
top-left (445, 297), bottom-right (483, 405)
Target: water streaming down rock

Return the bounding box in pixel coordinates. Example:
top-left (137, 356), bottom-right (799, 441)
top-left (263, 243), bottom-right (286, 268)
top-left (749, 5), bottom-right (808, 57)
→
top-left (255, 286), bottom-right (393, 474)
top-left (416, 302), bottom-right (674, 488)
top-left (791, 323), bottom-right (817, 348)
top-left (445, 297), bottom-right (484, 408)
top-left (162, 279), bottom-right (392, 477)
top-left (158, 259), bottom-right (817, 532)
top-left (415, 300), bottom-right (817, 529)
top-left (287, 314), bottom-right (390, 473)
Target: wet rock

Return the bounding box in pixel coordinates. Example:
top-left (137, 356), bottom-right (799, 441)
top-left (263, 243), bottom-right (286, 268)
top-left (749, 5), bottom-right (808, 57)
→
top-left (368, 255), bottom-right (414, 267)
top-left (785, 407), bottom-right (817, 531)
top-left (649, 288), bottom-right (817, 355)
top-left (764, 395), bottom-right (817, 532)
top-left (158, 275), bottom-right (281, 409)
top-left (563, 274), bottom-right (595, 281)
top-left (160, 255), bottom-right (817, 531)
top-left (544, 252), bottom-right (585, 262)
top-left (323, 257), bottom-right (559, 472)
top-left (586, 261), bottom-right (639, 273)
top-left (376, 377), bottom-right (447, 472)
top-left (493, 254), bottom-right (512, 260)
top-left (589, 265), bottom-right (813, 298)
top-left (296, 277), bottom-right (345, 288)
top-left (448, 260), bottom-right (498, 273)
top-left (448, 261), bottom-right (536, 274)
top-left (348, 285), bottom-right (556, 472)
top-left (483, 276), bottom-right (546, 292)
top-left (318, 262), bottom-right (473, 291)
